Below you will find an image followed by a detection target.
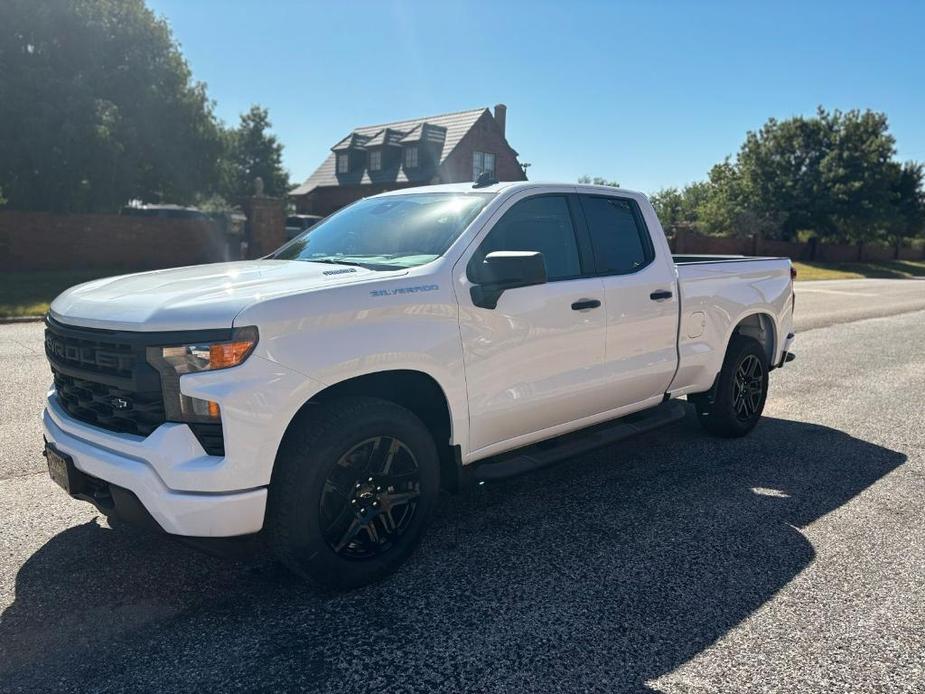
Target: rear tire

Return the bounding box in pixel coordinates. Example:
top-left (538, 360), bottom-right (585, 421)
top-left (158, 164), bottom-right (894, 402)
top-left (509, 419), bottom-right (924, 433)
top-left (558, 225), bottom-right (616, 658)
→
top-left (692, 335), bottom-right (769, 438)
top-left (267, 397), bottom-right (440, 589)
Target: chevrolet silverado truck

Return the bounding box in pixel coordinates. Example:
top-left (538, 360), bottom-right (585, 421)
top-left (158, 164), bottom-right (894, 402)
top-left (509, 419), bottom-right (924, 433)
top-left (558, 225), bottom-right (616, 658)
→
top-left (42, 181), bottom-right (795, 588)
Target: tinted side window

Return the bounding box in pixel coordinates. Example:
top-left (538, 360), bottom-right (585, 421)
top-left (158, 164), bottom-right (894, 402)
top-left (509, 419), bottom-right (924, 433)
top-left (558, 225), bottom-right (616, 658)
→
top-left (475, 196), bottom-right (581, 281)
top-left (580, 196), bottom-right (651, 274)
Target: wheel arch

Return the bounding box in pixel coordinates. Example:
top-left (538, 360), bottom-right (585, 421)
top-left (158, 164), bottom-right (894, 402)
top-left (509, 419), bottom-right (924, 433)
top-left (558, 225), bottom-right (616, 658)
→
top-left (278, 369), bottom-right (461, 491)
top-left (726, 310), bottom-right (777, 366)
top-left (688, 309), bottom-right (776, 410)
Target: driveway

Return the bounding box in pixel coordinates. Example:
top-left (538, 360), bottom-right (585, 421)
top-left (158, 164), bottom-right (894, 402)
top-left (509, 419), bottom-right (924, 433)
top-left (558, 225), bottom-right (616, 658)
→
top-left (1, 287), bottom-right (923, 692)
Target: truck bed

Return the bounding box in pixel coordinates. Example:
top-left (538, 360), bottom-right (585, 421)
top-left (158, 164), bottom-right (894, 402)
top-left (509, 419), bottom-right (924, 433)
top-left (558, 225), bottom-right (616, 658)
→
top-left (667, 254), bottom-right (794, 398)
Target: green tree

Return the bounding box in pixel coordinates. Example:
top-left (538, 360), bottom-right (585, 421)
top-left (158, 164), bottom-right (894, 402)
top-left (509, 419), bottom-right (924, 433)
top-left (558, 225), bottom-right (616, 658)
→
top-left (886, 161), bottom-right (925, 247)
top-left (696, 159), bottom-right (783, 238)
top-left (718, 108), bottom-right (906, 241)
top-left (817, 109), bottom-right (899, 242)
top-left (649, 187), bottom-right (685, 228)
top-left (734, 112), bottom-right (827, 238)
top-left (222, 105), bottom-right (290, 200)
top-left (650, 181), bottom-right (711, 230)
top-left (0, 0), bottom-right (224, 212)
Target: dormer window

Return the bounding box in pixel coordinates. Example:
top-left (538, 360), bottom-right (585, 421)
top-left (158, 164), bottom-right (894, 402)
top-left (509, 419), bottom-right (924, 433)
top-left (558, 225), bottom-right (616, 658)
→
top-left (404, 147), bottom-right (419, 169)
top-left (473, 151), bottom-right (495, 181)
top-left (369, 150), bottom-right (382, 171)
top-left (336, 153), bottom-right (349, 174)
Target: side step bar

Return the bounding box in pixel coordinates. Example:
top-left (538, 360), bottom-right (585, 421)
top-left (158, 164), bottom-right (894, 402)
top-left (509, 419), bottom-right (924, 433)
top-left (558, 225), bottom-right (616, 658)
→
top-left (472, 399), bottom-right (688, 483)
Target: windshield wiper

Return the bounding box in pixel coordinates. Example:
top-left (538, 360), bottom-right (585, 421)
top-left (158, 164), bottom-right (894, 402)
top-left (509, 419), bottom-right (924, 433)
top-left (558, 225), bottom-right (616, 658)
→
top-left (305, 258), bottom-right (401, 271)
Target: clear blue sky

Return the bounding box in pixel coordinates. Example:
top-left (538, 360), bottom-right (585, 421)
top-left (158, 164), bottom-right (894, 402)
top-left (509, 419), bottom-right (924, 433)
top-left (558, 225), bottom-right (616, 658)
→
top-left (148, 0), bottom-right (925, 193)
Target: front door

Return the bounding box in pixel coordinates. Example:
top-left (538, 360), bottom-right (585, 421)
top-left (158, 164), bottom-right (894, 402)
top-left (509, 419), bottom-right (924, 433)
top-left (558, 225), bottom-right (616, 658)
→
top-left (456, 192), bottom-right (610, 454)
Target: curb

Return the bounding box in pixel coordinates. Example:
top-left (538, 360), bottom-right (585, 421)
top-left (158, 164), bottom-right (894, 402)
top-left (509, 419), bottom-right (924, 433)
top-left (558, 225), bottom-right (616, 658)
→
top-left (0, 315), bottom-right (45, 324)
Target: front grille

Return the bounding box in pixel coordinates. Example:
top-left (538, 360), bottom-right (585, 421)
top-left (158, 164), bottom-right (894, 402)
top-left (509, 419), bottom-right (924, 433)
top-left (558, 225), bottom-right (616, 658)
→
top-left (46, 318), bottom-right (230, 454)
top-left (46, 318), bottom-right (168, 437)
top-left (52, 370), bottom-right (166, 436)
top-left (44, 328), bottom-right (136, 377)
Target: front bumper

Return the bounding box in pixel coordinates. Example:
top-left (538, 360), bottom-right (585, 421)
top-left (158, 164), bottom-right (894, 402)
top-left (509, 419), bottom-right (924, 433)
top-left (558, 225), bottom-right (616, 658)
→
top-left (43, 393), bottom-right (267, 537)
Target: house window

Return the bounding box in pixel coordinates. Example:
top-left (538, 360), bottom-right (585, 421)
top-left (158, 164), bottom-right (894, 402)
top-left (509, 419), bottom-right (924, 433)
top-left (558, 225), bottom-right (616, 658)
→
top-left (404, 147), bottom-right (418, 169)
top-left (473, 151), bottom-right (496, 180)
top-left (336, 153), bottom-right (349, 174)
top-left (369, 150), bottom-right (382, 171)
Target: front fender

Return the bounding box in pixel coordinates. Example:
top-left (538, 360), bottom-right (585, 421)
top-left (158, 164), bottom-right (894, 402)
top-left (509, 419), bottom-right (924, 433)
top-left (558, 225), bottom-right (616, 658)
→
top-left (233, 275), bottom-right (469, 455)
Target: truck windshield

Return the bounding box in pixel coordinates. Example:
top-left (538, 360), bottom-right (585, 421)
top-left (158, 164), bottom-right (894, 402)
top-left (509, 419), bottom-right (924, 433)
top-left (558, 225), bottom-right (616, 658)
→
top-left (271, 192), bottom-right (495, 269)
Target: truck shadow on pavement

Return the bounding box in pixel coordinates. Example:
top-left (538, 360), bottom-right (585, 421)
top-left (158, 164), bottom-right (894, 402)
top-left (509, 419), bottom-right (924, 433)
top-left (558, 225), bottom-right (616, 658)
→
top-left (0, 411), bottom-right (906, 693)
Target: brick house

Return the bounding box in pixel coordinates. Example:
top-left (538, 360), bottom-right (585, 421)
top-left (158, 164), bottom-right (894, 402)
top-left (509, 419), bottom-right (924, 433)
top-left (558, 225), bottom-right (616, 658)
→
top-left (290, 105), bottom-right (527, 216)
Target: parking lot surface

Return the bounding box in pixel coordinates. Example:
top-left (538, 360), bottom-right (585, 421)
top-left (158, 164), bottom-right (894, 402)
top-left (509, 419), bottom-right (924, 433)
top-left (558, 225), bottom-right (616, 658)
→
top-left (1, 290), bottom-right (924, 692)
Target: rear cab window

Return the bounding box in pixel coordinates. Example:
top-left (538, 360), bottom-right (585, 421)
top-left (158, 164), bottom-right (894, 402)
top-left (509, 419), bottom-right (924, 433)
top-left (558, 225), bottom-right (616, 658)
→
top-left (578, 195), bottom-right (654, 275)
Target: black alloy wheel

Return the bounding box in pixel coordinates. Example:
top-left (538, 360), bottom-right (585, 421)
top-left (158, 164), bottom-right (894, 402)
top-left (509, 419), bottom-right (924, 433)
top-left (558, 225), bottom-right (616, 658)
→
top-left (319, 436), bottom-right (421, 559)
top-left (733, 354), bottom-right (764, 422)
top-left (692, 335), bottom-right (769, 438)
top-left (267, 397), bottom-right (440, 589)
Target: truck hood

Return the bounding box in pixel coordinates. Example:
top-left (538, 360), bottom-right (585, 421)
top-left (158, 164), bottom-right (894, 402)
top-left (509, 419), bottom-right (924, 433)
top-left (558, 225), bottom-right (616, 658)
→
top-left (49, 260), bottom-right (397, 331)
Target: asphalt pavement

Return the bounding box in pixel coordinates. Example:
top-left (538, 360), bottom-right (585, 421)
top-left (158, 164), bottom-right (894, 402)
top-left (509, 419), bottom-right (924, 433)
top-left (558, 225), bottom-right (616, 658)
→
top-left (793, 278), bottom-right (925, 331)
top-left (1, 281), bottom-right (923, 692)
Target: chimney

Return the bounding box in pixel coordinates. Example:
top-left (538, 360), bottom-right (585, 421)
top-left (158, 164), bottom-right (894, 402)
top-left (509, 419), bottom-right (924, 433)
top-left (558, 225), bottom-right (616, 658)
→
top-left (494, 104), bottom-right (507, 137)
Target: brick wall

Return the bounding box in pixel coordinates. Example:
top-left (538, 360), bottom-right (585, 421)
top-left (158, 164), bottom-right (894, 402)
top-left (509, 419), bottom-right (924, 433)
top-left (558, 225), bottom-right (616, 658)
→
top-left (758, 239), bottom-right (803, 258)
top-left (898, 244), bottom-right (924, 260)
top-left (672, 231), bottom-right (752, 255)
top-left (669, 227), bottom-right (925, 262)
top-left (0, 210), bottom-right (231, 272)
top-left (242, 196), bottom-right (286, 258)
top-left (860, 243), bottom-right (894, 262)
top-left (299, 183), bottom-right (420, 217)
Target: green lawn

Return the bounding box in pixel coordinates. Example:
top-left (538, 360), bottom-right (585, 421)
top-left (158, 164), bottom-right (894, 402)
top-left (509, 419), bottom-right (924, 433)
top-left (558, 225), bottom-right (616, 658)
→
top-left (0, 270), bottom-right (125, 318)
top-left (793, 259), bottom-right (925, 281)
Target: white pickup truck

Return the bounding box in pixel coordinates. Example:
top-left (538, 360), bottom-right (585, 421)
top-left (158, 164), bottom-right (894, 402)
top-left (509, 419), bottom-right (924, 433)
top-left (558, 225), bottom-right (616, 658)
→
top-left (43, 181), bottom-right (795, 587)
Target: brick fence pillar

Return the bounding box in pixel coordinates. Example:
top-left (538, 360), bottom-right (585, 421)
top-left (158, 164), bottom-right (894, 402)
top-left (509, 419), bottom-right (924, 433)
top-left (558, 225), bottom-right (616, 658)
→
top-left (243, 195), bottom-right (286, 259)
top-left (674, 227), bottom-right (687, 254)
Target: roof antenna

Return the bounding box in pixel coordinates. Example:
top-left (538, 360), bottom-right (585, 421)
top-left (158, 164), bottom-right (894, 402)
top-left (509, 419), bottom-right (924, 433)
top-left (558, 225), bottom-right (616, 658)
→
top-left (472, 171), bottom-right (497, 188)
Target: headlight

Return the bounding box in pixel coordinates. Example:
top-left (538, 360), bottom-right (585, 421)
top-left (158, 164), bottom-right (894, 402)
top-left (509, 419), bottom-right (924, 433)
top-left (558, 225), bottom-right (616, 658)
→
top-left (147, 326), bottom-right (258, 422)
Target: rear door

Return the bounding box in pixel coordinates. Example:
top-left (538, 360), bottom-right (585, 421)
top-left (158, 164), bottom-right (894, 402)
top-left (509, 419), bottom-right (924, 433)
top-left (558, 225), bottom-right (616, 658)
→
top-left (576, 193), bottom-right (679, 408)
top-left (456, 191), bottom-right (611, 454)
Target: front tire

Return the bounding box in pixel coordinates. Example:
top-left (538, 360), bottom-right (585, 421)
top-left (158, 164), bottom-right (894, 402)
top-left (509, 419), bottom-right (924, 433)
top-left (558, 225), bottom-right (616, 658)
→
top-left (267, 397), bottom-right (440, 589)
top-left (692, 335), bottom-right (769, 438)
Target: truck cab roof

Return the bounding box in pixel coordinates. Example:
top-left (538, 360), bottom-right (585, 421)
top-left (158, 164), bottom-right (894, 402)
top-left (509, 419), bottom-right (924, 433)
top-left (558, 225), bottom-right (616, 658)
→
top-left (371, 181), bottom-right (649, 200)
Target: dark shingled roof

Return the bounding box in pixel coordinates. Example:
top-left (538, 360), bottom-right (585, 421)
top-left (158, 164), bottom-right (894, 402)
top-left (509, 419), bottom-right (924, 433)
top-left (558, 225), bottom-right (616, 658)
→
top-left (330, 132), bottom-right (371, 151)
top-left (291, 107), bottom-right (489, 195)
top-left (400, 122), bottom-right (447, 144)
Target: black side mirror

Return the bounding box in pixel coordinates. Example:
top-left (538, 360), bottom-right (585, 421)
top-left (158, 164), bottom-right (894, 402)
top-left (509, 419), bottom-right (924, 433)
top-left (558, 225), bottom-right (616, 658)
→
top-left (470, 251), bottom-right (547, 309)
